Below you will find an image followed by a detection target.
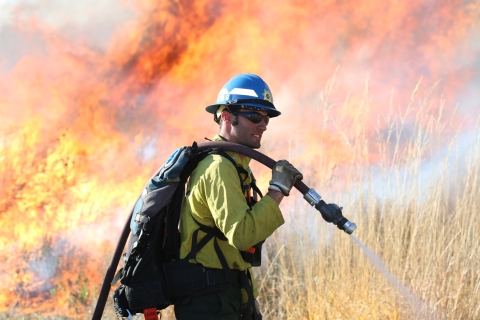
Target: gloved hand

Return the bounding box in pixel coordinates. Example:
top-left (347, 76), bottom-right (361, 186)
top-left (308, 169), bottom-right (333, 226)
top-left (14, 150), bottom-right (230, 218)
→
top-left (268, 160), bottom-right (303, 196)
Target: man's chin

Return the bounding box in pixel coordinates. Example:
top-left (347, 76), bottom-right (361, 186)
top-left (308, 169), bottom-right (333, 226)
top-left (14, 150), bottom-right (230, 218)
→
top-left (250, 142), bottom-right (261, 149)
top-left (240, 141), bottom-right (261, 149)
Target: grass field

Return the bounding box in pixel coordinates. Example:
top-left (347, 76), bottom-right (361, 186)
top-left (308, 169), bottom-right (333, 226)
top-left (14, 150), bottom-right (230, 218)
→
top-left (250, 83), bottom-right (480, 319)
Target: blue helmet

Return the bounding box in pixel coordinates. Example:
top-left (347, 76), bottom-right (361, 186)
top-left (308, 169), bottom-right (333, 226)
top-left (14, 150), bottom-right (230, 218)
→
top-left (206, 74), bottom-right (281, 120)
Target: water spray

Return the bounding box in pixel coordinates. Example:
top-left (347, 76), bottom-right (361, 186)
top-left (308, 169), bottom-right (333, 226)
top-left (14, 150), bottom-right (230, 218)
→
top-left (350, 235), bottom-right (436, 318)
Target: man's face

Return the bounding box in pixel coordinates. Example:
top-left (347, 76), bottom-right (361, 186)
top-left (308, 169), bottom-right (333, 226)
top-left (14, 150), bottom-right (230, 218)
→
top-left (228, 109), bottom-right (268, 149)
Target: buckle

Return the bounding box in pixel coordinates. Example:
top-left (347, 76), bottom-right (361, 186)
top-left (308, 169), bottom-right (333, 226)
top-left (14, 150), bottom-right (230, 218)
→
top-left (206, 270), bottom-right (216, 285)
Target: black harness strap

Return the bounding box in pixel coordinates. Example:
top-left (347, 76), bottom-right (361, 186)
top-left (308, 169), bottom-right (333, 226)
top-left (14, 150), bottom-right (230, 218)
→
top-left (251, 175), bottom-right (262, 196)
top-left (186, 218), bottom-right (238, 285)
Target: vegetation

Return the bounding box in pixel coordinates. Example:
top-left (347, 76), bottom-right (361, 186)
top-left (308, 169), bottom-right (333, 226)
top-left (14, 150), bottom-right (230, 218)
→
top-left (254, 78), bottom-right (480, 319)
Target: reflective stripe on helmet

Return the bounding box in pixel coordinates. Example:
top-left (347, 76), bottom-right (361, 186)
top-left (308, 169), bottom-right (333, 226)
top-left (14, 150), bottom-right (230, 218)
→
top-left (228, 88), bottom-right (259, 97)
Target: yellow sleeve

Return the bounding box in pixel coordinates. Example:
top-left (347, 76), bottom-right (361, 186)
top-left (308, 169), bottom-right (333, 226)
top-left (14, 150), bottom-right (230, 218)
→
top-left (195, 155), bottom-right (285, 251)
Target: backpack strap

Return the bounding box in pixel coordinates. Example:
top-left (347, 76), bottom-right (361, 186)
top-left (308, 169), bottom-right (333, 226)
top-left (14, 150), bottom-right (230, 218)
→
top-left (164, 147), bottom-right (216, 261)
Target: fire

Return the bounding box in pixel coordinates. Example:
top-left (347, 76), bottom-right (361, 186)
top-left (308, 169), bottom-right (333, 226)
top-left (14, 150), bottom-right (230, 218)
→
top-left (0, 0), bottom-right (478, 317)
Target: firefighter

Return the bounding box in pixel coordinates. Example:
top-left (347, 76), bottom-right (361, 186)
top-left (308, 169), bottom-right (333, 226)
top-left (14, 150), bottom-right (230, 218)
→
top-left (175, 74), bottom-right (303, 320)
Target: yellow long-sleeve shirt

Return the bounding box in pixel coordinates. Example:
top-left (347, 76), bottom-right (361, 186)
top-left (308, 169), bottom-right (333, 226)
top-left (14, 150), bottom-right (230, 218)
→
top-left (179, 135), bottom-right (285, 273)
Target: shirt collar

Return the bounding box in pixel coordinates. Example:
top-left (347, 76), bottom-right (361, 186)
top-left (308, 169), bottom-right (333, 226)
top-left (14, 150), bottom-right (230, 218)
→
top-left (212, 134), bottom-right (252, 168)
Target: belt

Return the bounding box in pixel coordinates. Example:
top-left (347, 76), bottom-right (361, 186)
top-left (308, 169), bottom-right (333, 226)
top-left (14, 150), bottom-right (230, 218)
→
top-left (204, 267), bottom-right (242, 286)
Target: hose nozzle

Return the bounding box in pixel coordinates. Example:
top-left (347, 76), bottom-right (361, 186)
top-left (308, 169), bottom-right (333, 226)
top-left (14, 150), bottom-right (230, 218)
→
top-left (339, 220), bottom-right (357, 234)
top-left (303, 188), bottom-right (357, 234)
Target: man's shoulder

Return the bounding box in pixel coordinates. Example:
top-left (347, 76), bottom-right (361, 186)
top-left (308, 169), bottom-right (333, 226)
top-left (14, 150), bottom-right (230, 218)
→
top-left (195, 152), bottom-right (238, 174)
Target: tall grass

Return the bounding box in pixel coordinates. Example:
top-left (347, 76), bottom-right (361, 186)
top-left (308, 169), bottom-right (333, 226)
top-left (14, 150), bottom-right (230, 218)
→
top-left (254, 78), bottom-right (480, 319)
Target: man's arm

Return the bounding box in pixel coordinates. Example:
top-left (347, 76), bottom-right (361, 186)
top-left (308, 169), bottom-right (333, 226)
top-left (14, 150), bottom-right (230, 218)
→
top-left (198, 156), bottom-right (302, 250)
top-left (266, 190), bottom-right (284, 205)
top-left (198, 157), bottom-right (285, 251)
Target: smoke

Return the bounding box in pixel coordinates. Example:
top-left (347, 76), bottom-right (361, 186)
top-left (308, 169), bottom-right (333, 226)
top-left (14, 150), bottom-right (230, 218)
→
top-left (0, 0), bottom-right (135, 46)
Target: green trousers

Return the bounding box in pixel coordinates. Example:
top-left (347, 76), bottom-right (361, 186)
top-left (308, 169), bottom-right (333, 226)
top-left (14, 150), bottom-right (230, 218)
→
top-left (174, 285), bottom-right (242, 320)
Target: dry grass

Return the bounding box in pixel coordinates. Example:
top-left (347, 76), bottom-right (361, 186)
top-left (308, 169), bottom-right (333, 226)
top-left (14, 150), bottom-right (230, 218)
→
top-left (252, 77), bottom-right (480, 319)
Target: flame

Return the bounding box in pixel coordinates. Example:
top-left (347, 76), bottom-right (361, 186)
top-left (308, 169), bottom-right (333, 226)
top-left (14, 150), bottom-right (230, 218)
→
top-left (0, 0), bottom-right (478, 316)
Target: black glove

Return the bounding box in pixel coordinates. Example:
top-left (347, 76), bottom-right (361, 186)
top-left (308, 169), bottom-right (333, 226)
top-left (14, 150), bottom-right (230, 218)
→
top-left (268, 160), bottom-right (303, 196)
top-left (315, 201), bottom-right (344, 224)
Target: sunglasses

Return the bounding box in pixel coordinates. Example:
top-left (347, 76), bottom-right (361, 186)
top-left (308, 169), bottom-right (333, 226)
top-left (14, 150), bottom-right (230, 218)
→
top-left (232, 112), bottom-right (270, 124)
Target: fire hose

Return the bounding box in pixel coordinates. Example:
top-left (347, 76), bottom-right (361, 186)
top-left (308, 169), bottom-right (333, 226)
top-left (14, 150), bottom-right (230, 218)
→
top-left (92, 141), bottom-right (357, 319)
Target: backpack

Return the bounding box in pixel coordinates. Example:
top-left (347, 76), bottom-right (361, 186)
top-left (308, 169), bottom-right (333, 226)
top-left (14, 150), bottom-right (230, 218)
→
top-left (111, 142), bottom-right (263, 319)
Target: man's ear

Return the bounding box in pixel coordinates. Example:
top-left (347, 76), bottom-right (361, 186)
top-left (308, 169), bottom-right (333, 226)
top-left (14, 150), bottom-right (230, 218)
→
top-left (221, 111), bottom-right (231, 123)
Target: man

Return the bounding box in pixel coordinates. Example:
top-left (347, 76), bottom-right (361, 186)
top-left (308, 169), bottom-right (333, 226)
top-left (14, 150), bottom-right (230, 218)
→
top-left (175, 74), bottom-right (302, 319)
